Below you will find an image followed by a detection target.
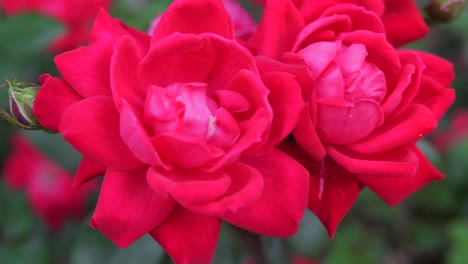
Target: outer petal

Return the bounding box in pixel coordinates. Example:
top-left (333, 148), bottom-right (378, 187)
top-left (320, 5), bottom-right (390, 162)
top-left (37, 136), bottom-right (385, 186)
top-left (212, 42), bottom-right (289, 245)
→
top-left (357, 145), bottom-right (444, 206)
top-left (308, 157), bottom-right (360, 237)
top-left (250, 0), bottom-right (304, 58)
top-left (33, 75), bottom-right (82, 131)
top-left (415, 77), bottom-right (455, 121)
top-left (220, 149), bottom-right (309, 237)
top-left (416, 51), bottom-right (455, 87)
top-left (327, 146), bottom-right (418, 178)
top-left (59, 96), bottom-right (143, 171)
top-left (381, 0), bottom-right (429, 46)
top-left (73, 156), bottom-right (107, 187)
top-left (91, 168), bottom-right (176, 248)
top-left (150, 206), bottom-right (221, 264)
top-left (152, 0), bottom-right (235, 42)
top-left (294, 106), bottom-right (327, 161)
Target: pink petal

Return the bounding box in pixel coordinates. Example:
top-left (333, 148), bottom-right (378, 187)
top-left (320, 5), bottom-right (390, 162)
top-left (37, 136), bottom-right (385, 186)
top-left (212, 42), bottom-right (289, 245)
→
top-left (152, 0), bottom-right (235, 42)
top-left (349, 104), bottom-right (437, 153)
top-left (91, 168), bottom-right (176, 248)
top-left (250, 0), bottom-right (304, 58)
top-left (33, 75), bottom-right (82, 131)
top-left (308, 156), bottom-right (360, 237)
top-left (59, 96), bottom-right (143, 171)
top-left (328, 146), bottom-right (418, 178)
top-left (73, 156), bottom-right (107, 187)
top-left (357, 145), bottom-right (444, 206)
top-left (150, 206), bottom-right (221, 264)
top-left (220, 149), bottom-right (309, 237)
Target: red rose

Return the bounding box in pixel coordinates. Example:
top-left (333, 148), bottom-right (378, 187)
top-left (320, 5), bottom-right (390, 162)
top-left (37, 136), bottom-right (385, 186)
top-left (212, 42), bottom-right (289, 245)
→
top-left (33, 0), bottom-right (308, 263)
top-left (253, 0), bottom-right (455, 236)
top-left (252, 0), bottom-right (428, 47)
top-left (0, 0), bottom-right (112, 51)
top-left (2, 134), bottom-right (95, 230)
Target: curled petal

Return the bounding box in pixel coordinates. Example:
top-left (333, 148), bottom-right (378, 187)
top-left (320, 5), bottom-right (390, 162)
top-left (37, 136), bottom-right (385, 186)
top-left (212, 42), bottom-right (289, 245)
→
top-left (73, 157), bottom-right (107, 187)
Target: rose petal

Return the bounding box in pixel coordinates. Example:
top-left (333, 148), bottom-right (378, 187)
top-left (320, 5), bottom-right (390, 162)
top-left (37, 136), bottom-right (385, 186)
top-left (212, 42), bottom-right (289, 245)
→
top-left (308, 156), bottom-right (360, 237)
top-left (91, 167), bottom-right (176, 248)
top-left (220, 149), bottom-right (309, 237)
top-left (59, 96), bottom-right (143, 171)
top-left (328, 146), bottom-right (418, 177)
top-left (183, 162), bottom-right (264, 215)
top-left (293, 106), bottom-right (327, 161)
top-left (152, 0), bottom-right (235, 42)
top-left (150, 206), bottom-right (221, 264)
top-left (349, 104), bottom-right (437, 153)
top-left (73, 156), bottom-right (107, 187)
top-left (33, 75), bottom-right (82, 131)
top-left (357, 145), bottom-right (444, 206)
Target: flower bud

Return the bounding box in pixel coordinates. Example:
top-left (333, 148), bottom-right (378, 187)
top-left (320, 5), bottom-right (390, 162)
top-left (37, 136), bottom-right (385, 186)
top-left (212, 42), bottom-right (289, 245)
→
top-left (426, 0), bottom-right (466, 23)
top-left (0, 78), bottom-right (43, 130)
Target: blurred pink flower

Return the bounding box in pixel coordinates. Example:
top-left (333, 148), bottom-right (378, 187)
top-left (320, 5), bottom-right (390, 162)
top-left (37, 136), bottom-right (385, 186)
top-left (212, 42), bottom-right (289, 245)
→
top-left (2, 134), bottom-right (95, 230)
top-left (432, 110), bottom-right (468, 152)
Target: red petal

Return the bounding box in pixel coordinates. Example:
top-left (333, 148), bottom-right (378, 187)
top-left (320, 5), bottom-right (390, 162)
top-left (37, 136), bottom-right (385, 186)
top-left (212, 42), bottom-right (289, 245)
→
top-left (322, 4), bottom-right (385, 33)
top-left (293, 106), bottom-right (327, 161)
top-left (59, 96), bottom-right (143, 171)
top-left (357, 145), bottom-right (444, 206)
top-left (381, 0), bottom-right (428, 46)
top-left (260, 71), bottom-right (305, 151)
top-left (33, 76), bottom-right (82, 131)
top-left (220, 150), bottom-right (309, 237)
top-left (183, 162), bottom-right (264, 215)
top-left (349, 104), bottom-right (437, 153)
top-left (110, 35), bottom-right (146, 112)
top-left (91, 168), bottom-right (176, 248)
top-left (308, 157), bottom-right (360, 237)
top-left (150, 206), bottom-right (221, 264)
top-left (328, 146), bottom-right (418, 177)
top-left (73, 157), bottom-right (107, 187)
top-left (251, 0), bottom-right (304, 58)
top-left (152, 0), bottom-right (235, 42)
top-left (415, 76), bottom-right (455, 121)
top-left (416, 51), bottom-right (455, 87)
top-left (146, 166), bottom-right (231, 205)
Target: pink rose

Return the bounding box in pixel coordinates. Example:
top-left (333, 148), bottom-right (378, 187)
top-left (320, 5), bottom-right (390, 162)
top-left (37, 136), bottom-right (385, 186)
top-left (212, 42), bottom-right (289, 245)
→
top-left (252, 0), bottom-right (455, 235)
top-left (0, 0), bottom-right (113, 51)
top-left (2, 134), bottom-right (95, 230)
top-left (33, 0), bottom-right (309, 263)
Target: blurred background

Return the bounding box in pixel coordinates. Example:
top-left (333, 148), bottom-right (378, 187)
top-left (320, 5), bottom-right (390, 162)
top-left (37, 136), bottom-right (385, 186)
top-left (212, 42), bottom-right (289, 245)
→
top-left (0, 0), bottom-right (467, 263)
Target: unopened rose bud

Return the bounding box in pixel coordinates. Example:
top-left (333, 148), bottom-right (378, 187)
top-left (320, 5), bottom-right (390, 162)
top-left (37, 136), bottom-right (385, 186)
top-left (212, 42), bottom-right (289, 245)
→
top-left (0, 78), bottom-right (42, 130)
top-left (426, 0), bottom-right (466, 23)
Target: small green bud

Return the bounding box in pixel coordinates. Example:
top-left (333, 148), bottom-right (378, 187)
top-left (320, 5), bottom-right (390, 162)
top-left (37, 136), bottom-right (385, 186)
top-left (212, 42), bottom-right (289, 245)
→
top-left (426, 0), bottom-right (466, 23)
top-left (0, 78), bottom-right (43, 130)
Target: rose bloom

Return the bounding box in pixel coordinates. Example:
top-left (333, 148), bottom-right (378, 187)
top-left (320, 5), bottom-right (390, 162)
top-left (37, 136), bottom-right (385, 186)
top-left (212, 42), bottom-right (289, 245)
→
top-left (2, 134), bottom-right (94, 230)
top-left (432, 110), bottom-right (468, 152)
top-left (251, 0), bottom-right (455, 235)
top-left (33, 0), bottom-right (309, 263)
top-left (0, 0), bottom-right (112, 51)
top-left (251, 0), bottom-right (428, 47)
